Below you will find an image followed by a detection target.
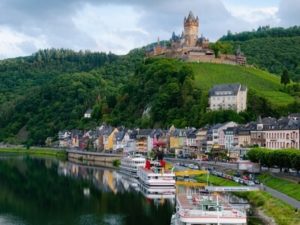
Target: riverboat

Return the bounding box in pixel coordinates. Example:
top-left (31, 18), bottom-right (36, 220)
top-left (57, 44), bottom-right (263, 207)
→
top-left (119, 154), bottom-right (145, 178)
top-left (139, 182), bottom-right (176, 199)
top-left (137, 161), bottom-right (176, 187)
top-left (171, 192), bottom-right (247, 225)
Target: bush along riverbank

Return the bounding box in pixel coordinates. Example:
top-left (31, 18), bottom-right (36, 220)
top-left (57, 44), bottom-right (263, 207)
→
top-left (196, 174), bottom-right (300, 225)
top-left (0, 147), bottom-right (67, 159)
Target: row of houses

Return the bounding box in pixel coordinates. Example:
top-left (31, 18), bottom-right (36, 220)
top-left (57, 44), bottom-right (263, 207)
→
top-left (58, 114), bottom-right (300, 155)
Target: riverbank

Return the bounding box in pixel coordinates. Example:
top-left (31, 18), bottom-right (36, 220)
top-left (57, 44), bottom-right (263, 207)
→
top-left (196, 174), bottom-right (300, 225)
top-left (0, 147), bottom-right (67, 159)
top-left (259, 173), bottom-right (300, 201)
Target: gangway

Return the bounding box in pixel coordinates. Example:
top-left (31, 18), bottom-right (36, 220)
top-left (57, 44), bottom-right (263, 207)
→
top-left (175, 170), bottom-right (208, 177)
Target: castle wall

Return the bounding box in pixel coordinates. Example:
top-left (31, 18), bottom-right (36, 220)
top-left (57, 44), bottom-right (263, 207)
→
top-left (185, 54), bottom-right (237, 65)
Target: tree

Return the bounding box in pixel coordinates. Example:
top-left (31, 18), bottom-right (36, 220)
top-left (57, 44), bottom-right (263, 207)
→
top-left (210, 42), bottom-right (222, 58)
top-left (281, 69), bottom-right (290, 87)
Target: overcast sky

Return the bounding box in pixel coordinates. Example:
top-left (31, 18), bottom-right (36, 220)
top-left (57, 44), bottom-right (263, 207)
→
top-left (0, 0), bottom-right (299, 59)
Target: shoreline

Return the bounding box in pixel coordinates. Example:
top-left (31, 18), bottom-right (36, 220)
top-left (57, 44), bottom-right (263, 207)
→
top-left (0, 147), bottom-right (67, 159)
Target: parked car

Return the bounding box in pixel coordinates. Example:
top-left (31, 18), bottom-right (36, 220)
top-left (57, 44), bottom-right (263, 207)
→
top-left (242, 175), bottom-right (249, 180)
top-left (246, 180), bottom-right (255, 186)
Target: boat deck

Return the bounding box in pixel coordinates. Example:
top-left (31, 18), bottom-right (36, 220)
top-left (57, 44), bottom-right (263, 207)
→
top-left (139, 166), bottom-right (174, 175)
top-left (176, 193), bottom-right (247, 223)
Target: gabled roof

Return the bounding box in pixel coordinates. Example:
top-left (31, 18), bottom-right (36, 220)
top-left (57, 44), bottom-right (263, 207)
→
top-left (150, 129), bottom-right (166, 138)
top-left (116, 130), bottom-right (126, 141)
top-left (224, 127), bottom-right (237, 134)
top-left (264, 117), bottom-right (300, 130)
top-left (186, 128), bottom-right (197, 138)
top-left (85, 109), bottom-right (92, 114)
top-left (209, 83), bottom-right (246, 96)
top-left (211, 123), bottom-right (223, 130)
top-left (136, 129), bottom-right (153, 137)
top-left (170, 128), bottom-right (187, 137)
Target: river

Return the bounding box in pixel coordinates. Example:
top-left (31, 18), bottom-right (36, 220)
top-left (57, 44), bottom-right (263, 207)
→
top-left (0, 156), bottom-right (174, 225)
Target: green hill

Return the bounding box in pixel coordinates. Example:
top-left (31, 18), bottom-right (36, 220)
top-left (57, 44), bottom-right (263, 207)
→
top-left (191, 63), bottom-right (295, 106)
top-left (0, 51), bottom-right (299, 145)
top-left (220, 26), bottom-right (300, 81)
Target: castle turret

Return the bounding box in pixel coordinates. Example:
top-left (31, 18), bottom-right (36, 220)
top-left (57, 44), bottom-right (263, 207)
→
top-left (184, 11), bottom-right (199, 47)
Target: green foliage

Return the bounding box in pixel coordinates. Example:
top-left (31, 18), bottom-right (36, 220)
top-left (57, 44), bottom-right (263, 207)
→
top-left (209, 42), bottom-right (222, 58)
top-left (247, 148), bottom-right (300, 172)
top-left (112, 159), bottom-right (121, 167)
top-left (281, 69), bottom-right (290, 87)
top-left (0, 48), bottom-right (144, 145)
top-left (0, 147), bottom-right (67, 158)
top-left (196, 174), bottom-right (241, 186)
top-left (220, 26), bottom-right (300, 81)
top-left (238, 191), bottom-right (300, 225)
top-left (209, 42), bottom-right (233, 57)
top-left (111, 58), bottom-right (203, 128)
top-left (220, 26), bottom-right (300, 42)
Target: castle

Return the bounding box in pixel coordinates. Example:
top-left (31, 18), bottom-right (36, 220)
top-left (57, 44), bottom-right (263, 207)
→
top-left (148, 11), bottom-right (246, 65)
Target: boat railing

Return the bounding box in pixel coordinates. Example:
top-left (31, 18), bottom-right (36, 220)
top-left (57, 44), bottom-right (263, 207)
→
top-left (179, 209), bottom-right (246, 218)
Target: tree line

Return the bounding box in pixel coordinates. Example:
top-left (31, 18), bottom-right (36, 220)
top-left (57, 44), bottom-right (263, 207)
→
top-left (220, 26), bottom-right (300, 42)
top-left (247, 148), bottom-right (300, 173)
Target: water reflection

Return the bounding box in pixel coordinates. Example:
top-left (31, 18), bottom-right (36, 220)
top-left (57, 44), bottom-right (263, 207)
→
top-left (0, 214), bottom-right (27, 225)
top-left (0, 157), bottom-right (174, 225)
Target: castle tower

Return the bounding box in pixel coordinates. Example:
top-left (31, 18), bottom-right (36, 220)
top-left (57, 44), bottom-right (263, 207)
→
top-left (183, 11), bottom-right (199, 47)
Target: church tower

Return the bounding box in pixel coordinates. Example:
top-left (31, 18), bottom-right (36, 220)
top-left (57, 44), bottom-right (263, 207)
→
top-left (183, 11), bottom-right (199, 47)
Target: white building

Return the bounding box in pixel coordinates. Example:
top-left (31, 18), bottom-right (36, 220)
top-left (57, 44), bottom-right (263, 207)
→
top-left (84, 109), bottom-right (92, 118)
top-left (209, 83), bottom-right (247, 113)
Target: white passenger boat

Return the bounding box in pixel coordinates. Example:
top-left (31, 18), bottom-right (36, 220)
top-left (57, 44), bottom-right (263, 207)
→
top-left (172, 192), bottom-right (247, 225)
top-left (137, 161), bottom-right (176, 187)
top-left (119, 154), bottom-right (145, 178)
top-left (139, 182), bottom-right (176, 199)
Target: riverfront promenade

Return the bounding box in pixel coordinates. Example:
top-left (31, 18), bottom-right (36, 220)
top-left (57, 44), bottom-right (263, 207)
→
top-left (167, 157), bottom-right (300, 209)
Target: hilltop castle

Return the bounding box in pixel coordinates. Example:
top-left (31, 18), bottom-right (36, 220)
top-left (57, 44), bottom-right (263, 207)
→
top-left (148, 11), bottom-right (246, 65)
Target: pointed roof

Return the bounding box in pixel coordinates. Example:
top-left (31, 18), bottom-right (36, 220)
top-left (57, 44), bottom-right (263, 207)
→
top-left (187, 11), bottom-right (195, 20)
top-left (185, 11), bottom-right (198, 23)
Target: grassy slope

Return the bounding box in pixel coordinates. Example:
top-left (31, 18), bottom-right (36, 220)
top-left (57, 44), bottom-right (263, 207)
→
top-left (259, 173), bottom-right (300, 201)
top-left (196, 174), bottom-right (300, 225)
top-left (0, 148), bottom-right (67, 158)
top-left (196, 174), bottom-right (241, 186)
top-left (191, 62), bottom-right (295, 106)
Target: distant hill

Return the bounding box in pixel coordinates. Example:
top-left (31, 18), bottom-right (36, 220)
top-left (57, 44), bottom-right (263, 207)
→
top-left (219, 26), bottom-right (300, 81)
top-left (0, 50), bottom-right (299, 145)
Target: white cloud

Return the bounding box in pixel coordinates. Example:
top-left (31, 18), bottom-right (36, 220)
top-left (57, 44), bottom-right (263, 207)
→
top-left (72, 4), bottom-right (149, 54)
top-left (224, 5), bottom-right (279, 25)
top-left (0, 26), bottom-right (48, 59)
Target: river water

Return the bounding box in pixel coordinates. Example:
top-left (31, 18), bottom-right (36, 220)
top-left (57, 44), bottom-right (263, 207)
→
top-left (0, 156), bottom-right (174, 225)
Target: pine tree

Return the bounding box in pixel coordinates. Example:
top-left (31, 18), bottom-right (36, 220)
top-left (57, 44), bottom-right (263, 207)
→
top-left (281, 69), bottom-right (290, 87)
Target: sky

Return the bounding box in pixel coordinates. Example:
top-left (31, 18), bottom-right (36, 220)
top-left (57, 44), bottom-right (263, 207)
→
top-left (0, 0), bottom-right (299, 59)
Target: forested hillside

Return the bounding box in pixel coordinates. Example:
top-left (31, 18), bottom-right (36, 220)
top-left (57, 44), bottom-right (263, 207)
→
top-left (0, 49), bottom-right (144, 145)
top-left (220, 26), bottom-right (300, 81)
top-left (0, 49), bottom-right (299, 145)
